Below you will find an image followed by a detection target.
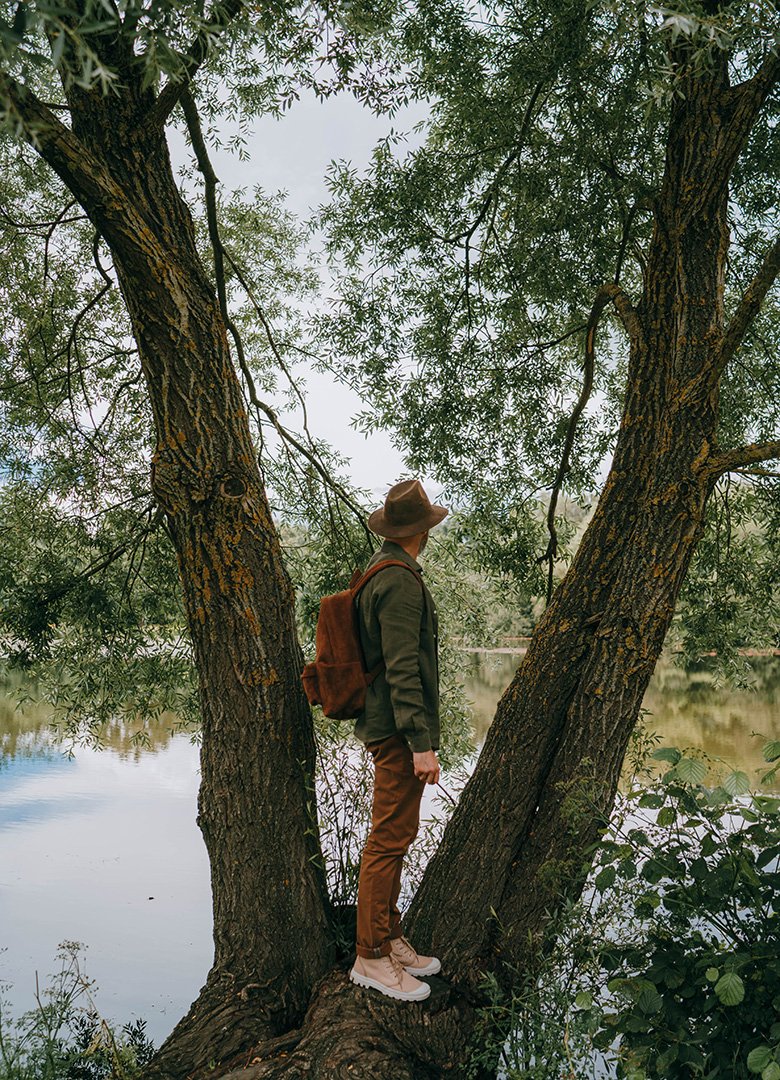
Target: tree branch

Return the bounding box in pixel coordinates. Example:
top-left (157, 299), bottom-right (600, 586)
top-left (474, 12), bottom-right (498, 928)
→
top-left (721, 47), bottom-right (780, 164)
top-left (0, 70), bottom-right (153, 260)
top-left (730, 47), bottom-right (780, 103)
top-left (179, 86), bottom-right (227, 320)
top-left (146, 0), bottom-right (248, 129)
top-left (716, 232), bottom-right (780, 377)
top-left (225, 316), bottom-right (371, 535)
top-left (539, 283), bottom-right (643, 605)
top-left (707, 439), bottom-right (780, 478)
top-left (432, 80), bottom-right (546, 247)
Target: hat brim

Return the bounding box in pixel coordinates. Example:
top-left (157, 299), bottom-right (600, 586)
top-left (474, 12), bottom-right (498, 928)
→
top-left (367, 503), bottom-right (449, 538)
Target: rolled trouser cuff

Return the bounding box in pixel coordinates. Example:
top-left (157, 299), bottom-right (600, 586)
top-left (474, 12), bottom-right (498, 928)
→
top-left (355, 940), bottom-right (393, 959)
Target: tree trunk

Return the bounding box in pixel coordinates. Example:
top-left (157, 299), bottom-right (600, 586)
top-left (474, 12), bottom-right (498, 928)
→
top-left (18, 33), bottom-right (335, 1077)
top-left (406, 54), bottom-right (733, 993)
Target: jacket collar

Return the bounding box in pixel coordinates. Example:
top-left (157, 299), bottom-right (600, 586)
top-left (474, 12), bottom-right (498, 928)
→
top-left (377, 538), bottom-right (423, 574)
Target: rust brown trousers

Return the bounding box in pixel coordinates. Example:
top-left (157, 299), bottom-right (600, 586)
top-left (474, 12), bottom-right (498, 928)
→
top-left (355, 732), bottom-right (426, 958)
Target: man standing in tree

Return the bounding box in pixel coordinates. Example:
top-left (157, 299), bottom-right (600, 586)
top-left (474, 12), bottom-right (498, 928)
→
top-left (349, 479), bottom-right (448, 1001)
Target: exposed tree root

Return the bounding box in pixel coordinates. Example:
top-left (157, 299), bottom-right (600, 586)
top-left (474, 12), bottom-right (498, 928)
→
top-left (212, 969), bottom-right (480, 1080)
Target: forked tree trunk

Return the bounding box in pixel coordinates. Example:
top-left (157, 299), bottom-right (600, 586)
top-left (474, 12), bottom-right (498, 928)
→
top-left (10, 26), bottom-right (775, 1080)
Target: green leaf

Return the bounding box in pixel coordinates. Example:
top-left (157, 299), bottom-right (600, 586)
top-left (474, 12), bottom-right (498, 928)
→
top-left (753, 796), bottom-right (780, 814)
top-left (723, 770), bottom-right (751, 796)
top-left (763, 741), bottom-right (780, 763)
top-left (675, 757), bottom-right (707, 785)
top-left (762, 1063), bottom-right (780, 1080)
top-left (705, 967), bottom-right (719, 982)
top-left (748, 1049), bottom-right (774, 1077)
top-left (657, 805), bottom-right (677, 827)
top-left (637, 986), bottom-right (663, 1015)
top-left (595, 866), bottom-right (616, 892)
top-left (652, 747), bottom-right (681, 764)
top-left (714, 971), bottom-right (745, 1007)
top-left (574, 991), bottom-right (593, 1009)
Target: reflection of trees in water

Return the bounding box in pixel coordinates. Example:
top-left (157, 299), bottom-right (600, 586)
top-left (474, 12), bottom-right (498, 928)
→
top-left (462, 653), bottom-right (780, 786)
top-left (0, 678), bottom-right (189, 762)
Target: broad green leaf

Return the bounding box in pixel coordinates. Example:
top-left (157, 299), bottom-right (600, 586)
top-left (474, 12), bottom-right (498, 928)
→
top-left (762, 1062), bottom-right (780, 1080)
top-left (637, 986), bottom-right (663, 1015)
top-left (595, 866), bottom-right (616, 892)
top-left (705, 967), bottom-right (719, 982)
top-left (763, 742), bottom-right (780, 763)
top-left (657, 806), bottom-right (677, 827)
top-left (675, 757), bottom-right (707, 785)
top-left (747, 1047), bottom-right (772, 1074)
top-left (574, 991), bottom-right (593, 1009)
top-left (715, 971), bottom-right (745, 1007)
top-left (723, 770), bottom-right (751, 796)
top-left (652, 747), bottom-right (681, 764)
top-left (753, 796), bottom-right (780, 814)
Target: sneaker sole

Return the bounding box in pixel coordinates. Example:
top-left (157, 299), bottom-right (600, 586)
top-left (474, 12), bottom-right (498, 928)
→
top-left (349, 969), bottom-right (431, 1001)
top-left (402, 958), bottom-right (441, 976)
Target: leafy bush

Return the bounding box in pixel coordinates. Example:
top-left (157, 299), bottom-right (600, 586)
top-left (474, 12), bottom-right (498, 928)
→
top-left (470, 734), bottom-right (780, 1079)
top-left (586, 740), bottom-right (780, 1080)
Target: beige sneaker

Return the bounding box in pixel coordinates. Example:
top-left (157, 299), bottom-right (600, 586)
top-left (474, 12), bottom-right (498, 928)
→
top-left (390, 935), bottom-right (441, 976)
top-left (349, 953), bottom-right (431, 1001)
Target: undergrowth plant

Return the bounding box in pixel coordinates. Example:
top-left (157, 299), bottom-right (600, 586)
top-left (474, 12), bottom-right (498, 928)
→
top-left (0, 943), bottom-right (154, 1080)
top-left (467, 729), bottom-right (780, 1080)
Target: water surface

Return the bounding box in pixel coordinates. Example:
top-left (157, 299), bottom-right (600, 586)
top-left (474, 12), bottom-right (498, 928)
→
top-left (1, 655), bottom-right (777, 1043)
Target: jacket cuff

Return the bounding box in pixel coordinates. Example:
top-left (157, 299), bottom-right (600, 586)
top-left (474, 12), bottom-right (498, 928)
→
top-left (405, 730), bottom-right (433, 753)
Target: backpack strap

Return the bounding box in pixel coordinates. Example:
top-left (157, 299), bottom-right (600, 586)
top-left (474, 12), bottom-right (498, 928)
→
top-left (350, 558), bottom-right (424, 597)
top-left (350, 559), bottom-right (425, 685)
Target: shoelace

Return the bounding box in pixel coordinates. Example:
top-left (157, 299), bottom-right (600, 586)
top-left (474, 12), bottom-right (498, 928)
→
top-left (393, 936), bottom-right (418, 965)
top-left (381, 954), bottom-right (408, 987)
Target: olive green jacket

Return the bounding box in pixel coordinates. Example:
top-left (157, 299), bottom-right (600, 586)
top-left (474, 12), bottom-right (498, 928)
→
top-left (353, 540), bottom-right (440, 753)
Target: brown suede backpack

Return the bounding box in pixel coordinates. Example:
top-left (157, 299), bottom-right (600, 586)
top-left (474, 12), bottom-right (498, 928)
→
top-left (301, 560), bottom-right (423, 720)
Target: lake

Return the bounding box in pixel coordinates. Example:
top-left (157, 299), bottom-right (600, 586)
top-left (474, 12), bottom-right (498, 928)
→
top-left (1, 654), bottom-right (778, 1045)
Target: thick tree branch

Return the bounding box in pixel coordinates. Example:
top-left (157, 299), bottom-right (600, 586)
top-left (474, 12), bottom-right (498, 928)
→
top-left (707, 439), bottom-right (780, 478)
top-left (716, 232), bottom-right (780, 377)
top-left (0, 71), bottom-right (158, 262)
top-left (721, 47), bottom-right (780, 167)
top-left (730, 47), bottom-right (780, 105)
top-left (147, 0), bottom-right (248, 129)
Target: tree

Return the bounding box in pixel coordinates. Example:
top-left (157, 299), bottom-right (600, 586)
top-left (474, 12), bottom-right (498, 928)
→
top-left (0, 1), bottom-right (358, 1072)
top-left (1, 2), bottom-right (779, 1079)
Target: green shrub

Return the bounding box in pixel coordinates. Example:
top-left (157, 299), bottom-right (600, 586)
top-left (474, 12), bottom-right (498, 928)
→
top-left (586, 740), bottom-right (780, 1080)
top-left (469, 734), bottom-right (780, 1079)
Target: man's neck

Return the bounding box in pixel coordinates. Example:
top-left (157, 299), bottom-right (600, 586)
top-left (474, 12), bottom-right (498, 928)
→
top-left (394, 535), bottom-right (422, 561)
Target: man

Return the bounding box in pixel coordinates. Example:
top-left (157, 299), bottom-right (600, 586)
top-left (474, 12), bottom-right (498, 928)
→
top-left (349, 478), bottom-right (448, 1002)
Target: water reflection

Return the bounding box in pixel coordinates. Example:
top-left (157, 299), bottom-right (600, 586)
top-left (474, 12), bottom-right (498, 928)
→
top-left (463, 652), bottom-right (780, 788)
top-left (0, 685), bottom-right (211, 1045)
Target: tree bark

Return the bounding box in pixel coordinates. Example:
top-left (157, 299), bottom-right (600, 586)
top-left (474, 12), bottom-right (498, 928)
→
top-left (9, 29), bottom-right (335, 1076)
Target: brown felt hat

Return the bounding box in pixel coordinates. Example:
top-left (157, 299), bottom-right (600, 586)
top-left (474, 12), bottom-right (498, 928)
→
top-left (368, 479), bottom-right (449, 539)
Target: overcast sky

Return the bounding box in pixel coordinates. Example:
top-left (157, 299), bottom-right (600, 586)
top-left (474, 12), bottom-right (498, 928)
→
top-left (172, 90), bottom-right (436, 506)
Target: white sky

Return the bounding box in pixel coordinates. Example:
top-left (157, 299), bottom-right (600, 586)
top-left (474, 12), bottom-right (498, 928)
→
top-left (171, 90), bottom-right (438, 505)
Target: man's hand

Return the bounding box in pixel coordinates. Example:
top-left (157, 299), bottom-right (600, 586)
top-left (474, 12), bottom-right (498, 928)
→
top-left (413, 749), bottom-right (440, 785)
